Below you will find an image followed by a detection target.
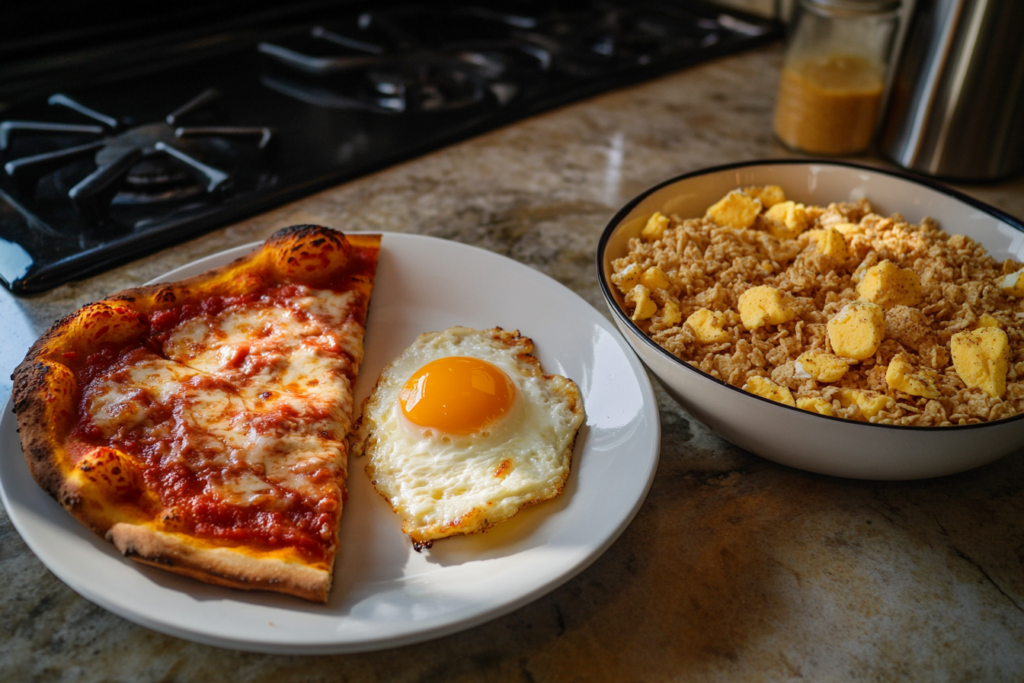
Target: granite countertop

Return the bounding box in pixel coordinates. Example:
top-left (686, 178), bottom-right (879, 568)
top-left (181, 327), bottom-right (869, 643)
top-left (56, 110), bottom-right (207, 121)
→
top-left (3, 43), bottom-right (1024, 681)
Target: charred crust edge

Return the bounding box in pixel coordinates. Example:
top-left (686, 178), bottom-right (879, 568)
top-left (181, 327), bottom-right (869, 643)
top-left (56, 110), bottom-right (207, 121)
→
top-left (268, 224), bottom-right (343, 246)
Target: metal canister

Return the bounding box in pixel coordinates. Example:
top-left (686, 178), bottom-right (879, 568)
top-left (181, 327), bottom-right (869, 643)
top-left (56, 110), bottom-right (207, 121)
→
top-left (879, 0), bottom-right (1024, 180)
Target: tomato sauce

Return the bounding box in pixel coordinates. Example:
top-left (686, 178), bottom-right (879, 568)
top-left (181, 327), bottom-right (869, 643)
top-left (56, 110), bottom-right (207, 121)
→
top-left (146, 463), bottom-right (335, 561)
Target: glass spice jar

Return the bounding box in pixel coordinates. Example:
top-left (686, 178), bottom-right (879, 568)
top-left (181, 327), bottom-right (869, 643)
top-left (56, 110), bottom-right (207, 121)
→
top-left (773, 0), bottom-right (901, 155)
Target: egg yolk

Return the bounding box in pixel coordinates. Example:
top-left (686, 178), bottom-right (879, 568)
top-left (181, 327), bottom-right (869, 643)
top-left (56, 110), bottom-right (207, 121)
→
top-left (400, 357), bottom-right (516, 434)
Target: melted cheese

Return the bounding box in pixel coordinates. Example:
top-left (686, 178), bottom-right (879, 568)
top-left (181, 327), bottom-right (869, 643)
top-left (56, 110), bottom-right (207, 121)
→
top-left (294, 290), bottom-right (366, 365)
top-left (83, 286), bottom-right (362, 509)
top-left (88, 356), bottom-right (191, 433)
top-left (163, 288), bottom-right (359, 419)
top-left (88, 361), bottom-right (344, 504)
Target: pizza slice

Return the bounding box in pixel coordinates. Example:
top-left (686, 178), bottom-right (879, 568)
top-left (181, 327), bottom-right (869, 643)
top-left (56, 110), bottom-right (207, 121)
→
top-left (12, 226), bottom-right (380, 602)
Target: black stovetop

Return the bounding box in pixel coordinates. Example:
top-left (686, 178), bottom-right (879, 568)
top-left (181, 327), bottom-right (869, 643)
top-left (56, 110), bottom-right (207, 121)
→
top-left (0, 0), bottom-right (778, 294)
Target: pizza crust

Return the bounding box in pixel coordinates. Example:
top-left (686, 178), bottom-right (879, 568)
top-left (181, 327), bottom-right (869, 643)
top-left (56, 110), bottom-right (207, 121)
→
top-left (108, 523), bottom-right (331, 603)
top-left (13, 225), bottom-right (380, 603)
top-left (12, 360), bottom-right (79, 507)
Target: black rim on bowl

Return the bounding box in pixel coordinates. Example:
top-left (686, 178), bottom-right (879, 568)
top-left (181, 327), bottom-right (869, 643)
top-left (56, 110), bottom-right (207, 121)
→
top-left (596, 158), bottom-right (1024, 432)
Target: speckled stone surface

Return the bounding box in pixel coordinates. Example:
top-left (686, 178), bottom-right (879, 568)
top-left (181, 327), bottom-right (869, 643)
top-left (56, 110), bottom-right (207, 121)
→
top-left (3, 45), bottom-right (1024, 682)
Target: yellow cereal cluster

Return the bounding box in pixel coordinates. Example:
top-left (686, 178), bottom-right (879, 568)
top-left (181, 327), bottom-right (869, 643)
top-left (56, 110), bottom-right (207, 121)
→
top-left (642, 212), bottom-right (670, 241)
top-left (738, 285), bottom-right (795, 330)
top-left (627, 284), bottom-right (657, 321)
top-left (827, 301), bottom-right (885, 361)
top-left (975, 314), bottom-right (1001, 329)
top-left (685, 308), bottom-right (730, 344)
top-left (951, 327), bottom-right (1010, 398)
top-left (615, 263), bottom-right (643, 292)
top-left (743, 185), bottom-right (786, 209)
top-left (857, 260), bottom-right (923, 309)
top-left (834, 222), bottom-right (864, 236)
top-left (660, 301), bottom-right (683, 327)
top-left (743, 376), bottom-right (795, 406)
top-left (795, 352), bottom-right (848, 382)
top-left (839, 388), bottom-right (891, 420)
top-left (885, 354), bottom-right (941, 399)
top-left (811, 227), bottom-right (849, 261)
top-left (997, 269), bottom-right (1024, 298)
top-left (640, 266), bottom-right (669, 290)
top-left (706, 190), bottom-right (761, 229)
top-left (764, 201), bottom-right (809, 240)
top-left (797, 397), bottom-right (833, 416)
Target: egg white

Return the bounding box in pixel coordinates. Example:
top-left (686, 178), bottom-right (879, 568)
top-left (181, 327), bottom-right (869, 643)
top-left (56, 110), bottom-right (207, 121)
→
top-left (352, 326), bottom-right (585, 548)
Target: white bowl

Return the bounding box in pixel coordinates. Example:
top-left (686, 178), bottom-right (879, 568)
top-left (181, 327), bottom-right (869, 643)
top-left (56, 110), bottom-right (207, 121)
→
top-left (597, 160), bottom-right (1024, 480)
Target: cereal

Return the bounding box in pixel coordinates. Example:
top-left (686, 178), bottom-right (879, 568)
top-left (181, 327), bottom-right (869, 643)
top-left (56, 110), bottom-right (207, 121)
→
top-left (611, 186), bottom-right (1024, 425)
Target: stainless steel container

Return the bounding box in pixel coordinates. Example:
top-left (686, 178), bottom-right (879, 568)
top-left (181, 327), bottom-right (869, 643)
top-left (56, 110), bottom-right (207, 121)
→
top-left (879, 0), bottom-right (1024, 180)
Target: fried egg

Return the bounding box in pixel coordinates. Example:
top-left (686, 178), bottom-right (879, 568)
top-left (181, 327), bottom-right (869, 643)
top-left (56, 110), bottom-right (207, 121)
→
top-left (352, 326), bottom-right (585, 549)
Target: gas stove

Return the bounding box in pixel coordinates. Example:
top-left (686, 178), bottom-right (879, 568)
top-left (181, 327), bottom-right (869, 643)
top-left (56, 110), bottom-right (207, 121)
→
top-left (0, 0), bottom-right (777, 294)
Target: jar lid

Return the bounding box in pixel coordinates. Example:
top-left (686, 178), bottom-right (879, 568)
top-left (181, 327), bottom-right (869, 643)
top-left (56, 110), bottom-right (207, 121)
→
top-left (803, 0), bottom-right (900, 14)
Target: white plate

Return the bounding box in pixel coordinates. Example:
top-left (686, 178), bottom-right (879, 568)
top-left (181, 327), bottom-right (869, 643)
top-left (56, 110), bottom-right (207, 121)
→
top-left (0, 233), bottom-right (659, 653)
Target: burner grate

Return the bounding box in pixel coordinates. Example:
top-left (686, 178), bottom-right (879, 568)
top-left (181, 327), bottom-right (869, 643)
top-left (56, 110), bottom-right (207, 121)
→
top-left (1, 89), bottom-right (272, 227)
top-left (514, 4), bottom-right (734, 78)
top-left (258, 9), bottom-right (553, 113)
